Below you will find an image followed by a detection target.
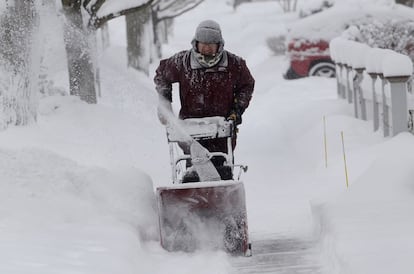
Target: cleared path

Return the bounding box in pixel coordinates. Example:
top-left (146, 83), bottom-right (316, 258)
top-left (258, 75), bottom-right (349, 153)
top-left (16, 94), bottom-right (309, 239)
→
top-left (231, 233), bottom-right (322, 274)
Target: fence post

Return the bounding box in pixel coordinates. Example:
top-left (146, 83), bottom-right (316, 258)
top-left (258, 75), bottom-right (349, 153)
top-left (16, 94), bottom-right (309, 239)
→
top-left (354, 68), bottom-right (366, 120)
top-left (368, 73), bottom-right (380, 131)
top-left (336, 63), bottom-right (345, 99)
top-left (352, 67), bottom-right (358, 118)
top-left (340, 63), bottom-right (347, 99)
top-left (384, 76), bottom-right (410, 136)
top-left (336, 63), bottom-right (341, 98)
top-left (345, 65), bottom-right (353, 103)
top-left (378, 74), bottom-right (390, 137)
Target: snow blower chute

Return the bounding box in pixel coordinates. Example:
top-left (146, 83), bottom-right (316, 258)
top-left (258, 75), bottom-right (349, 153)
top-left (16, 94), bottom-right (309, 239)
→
top-left (156, 117), bottom-right (251, 256)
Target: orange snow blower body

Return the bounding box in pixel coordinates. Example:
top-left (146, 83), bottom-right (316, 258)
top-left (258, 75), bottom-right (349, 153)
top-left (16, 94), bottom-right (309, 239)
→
top-left (156, 117), bottom-right (251, 256)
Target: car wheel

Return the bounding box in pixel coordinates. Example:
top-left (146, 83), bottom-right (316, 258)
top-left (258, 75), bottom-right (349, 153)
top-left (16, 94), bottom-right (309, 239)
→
top-left (283, 67), bottom-right (303, 80)
top-left (309, 62), bottom-right (336, 78)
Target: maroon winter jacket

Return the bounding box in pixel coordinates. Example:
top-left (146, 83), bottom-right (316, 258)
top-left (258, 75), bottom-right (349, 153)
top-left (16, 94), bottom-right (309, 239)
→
top-left (154, 50), bottom-right (255, 121)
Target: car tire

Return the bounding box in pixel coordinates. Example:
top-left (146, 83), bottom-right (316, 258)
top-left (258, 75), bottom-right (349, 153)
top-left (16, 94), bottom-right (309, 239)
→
top-left (283, 67), bottom-right (303, 80)
top-left (309, 62), bottom-right (336, 78)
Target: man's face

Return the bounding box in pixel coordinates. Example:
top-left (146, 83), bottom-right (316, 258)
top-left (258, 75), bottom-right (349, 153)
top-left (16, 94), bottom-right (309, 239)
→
top-left (197, 42), bottom-right (219, 56)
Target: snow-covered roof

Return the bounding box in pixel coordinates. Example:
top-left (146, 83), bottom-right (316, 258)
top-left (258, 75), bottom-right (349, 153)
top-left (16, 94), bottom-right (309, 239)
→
top-left (287, 4), bottom-right (414, 42)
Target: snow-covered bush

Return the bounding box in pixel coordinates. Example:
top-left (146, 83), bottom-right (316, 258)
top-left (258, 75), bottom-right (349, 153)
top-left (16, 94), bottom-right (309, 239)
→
top-left (266, 35), bottom-right (286, 55)
top-left (298, 0), bottom-right (334, 18)
top-left (344, 19), bottom-right (414, 62)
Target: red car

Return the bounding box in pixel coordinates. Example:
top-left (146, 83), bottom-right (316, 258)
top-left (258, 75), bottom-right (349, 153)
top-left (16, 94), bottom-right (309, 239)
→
top-left (284, 38), bottom-right (335, 79)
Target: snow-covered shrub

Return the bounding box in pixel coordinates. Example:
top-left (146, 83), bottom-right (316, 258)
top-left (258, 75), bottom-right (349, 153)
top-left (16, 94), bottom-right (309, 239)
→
top-left (344, 19), bottom-right (414, 62)
top-left (266, 35), bottom-right (286, 55)
top-left (343, 19), bottom-right (414, 94)
top-left (298, 0), bottom-right (334, 18)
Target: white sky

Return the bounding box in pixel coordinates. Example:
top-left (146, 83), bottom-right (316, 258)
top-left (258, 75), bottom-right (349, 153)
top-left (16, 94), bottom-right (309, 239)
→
top-left (1, 0), bottom-right (414, 273)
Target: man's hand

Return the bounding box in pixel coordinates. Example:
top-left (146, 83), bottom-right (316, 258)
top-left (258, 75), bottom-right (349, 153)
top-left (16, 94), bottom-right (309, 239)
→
top-left (227, 109), bottom-right (242, 125)
top-left (227, 112), bottom-right (237, 122)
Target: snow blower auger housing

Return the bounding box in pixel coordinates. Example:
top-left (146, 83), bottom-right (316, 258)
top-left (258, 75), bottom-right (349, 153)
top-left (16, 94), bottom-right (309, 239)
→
top-left (156, 117), bottom-right (251, 256)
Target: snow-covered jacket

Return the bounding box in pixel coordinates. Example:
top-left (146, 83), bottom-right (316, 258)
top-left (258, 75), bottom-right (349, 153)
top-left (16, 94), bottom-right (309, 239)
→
top-left (154, 50), bottom-right (255, 121)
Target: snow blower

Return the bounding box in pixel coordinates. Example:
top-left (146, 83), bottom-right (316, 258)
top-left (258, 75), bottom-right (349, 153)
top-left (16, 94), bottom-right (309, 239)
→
top-left (156, 116), bottom-right (251, 256)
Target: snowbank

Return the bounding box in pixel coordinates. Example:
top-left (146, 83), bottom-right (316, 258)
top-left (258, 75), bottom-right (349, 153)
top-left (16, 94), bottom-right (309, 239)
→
top-left (312, 133), bottom-right (414, 274)
top-left (0, 146), bottom-right (157, 273)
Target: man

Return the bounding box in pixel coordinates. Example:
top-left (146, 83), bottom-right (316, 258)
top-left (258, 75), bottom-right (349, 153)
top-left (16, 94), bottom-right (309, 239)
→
top-left (154, 19), bottom-right (255, 179)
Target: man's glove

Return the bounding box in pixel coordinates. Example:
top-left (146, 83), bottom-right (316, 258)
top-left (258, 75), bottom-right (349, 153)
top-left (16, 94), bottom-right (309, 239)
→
top-left (227, 107), bottom-right (242, 125)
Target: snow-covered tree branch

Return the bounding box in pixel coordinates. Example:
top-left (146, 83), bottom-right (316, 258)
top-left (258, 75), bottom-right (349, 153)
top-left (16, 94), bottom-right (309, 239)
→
top-left (84, 0), bottom-right (154, 29)
top-left (154, 0), bottom-right (204, 21)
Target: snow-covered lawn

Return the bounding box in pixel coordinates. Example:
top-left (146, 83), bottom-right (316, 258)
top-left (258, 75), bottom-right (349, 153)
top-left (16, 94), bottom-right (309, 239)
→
top-left (1, 0), bottom-right (414, 273)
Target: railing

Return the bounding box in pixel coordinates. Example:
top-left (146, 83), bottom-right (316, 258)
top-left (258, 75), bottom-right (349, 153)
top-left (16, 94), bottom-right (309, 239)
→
top-left (330, 37), bottom-right (413, 137)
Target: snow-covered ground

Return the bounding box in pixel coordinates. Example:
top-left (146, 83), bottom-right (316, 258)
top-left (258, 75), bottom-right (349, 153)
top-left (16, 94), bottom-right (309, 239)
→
top-left (1, 0), bottom-right (414, 273)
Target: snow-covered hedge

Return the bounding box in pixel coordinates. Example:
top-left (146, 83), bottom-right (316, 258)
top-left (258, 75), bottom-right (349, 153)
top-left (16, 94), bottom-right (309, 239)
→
top-left (343, 19), bottom-right (414, 63)
top-left (266, 35), bottom-right (286, 56)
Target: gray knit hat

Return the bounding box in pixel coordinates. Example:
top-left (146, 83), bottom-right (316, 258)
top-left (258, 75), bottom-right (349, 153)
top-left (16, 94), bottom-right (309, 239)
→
top-left (194, 20), bottom-right (224, 44)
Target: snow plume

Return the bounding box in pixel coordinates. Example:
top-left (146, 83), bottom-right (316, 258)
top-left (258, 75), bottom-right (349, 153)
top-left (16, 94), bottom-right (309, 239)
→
top-left (33, 1), bottom-right (68, 97)
top-left (0, 1), bottom-right (62, 129)
top-left (157, 101), bottom-right (192, 143)
top-left (160, 202), bottom-right (226, 251)
top-left (157, 102), bottom-right (223, 182)
top-left (0, 4), bottom-right (37, 128)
